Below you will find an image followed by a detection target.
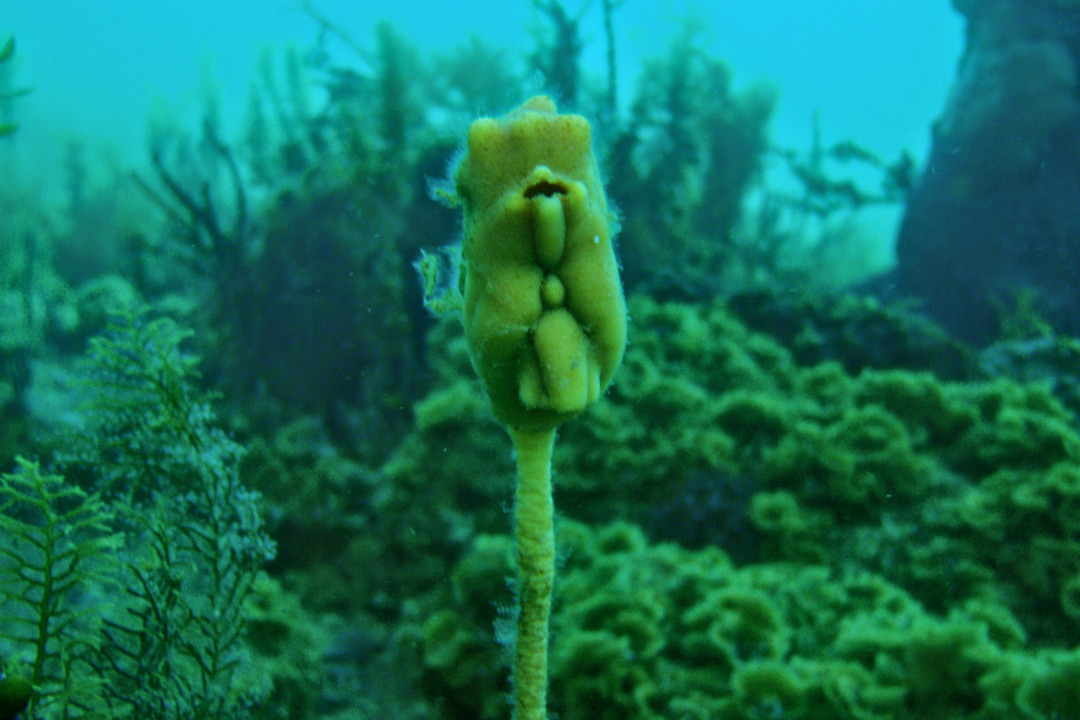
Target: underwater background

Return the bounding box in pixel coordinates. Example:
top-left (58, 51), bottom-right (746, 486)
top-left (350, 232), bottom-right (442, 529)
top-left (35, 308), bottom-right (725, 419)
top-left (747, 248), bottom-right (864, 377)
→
top-left (2, 0), bottom-right (1080, 718)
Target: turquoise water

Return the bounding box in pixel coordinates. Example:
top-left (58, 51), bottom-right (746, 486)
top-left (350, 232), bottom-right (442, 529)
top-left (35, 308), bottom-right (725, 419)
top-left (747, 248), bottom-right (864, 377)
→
top-left (4, 1), bottom-right (962, 182)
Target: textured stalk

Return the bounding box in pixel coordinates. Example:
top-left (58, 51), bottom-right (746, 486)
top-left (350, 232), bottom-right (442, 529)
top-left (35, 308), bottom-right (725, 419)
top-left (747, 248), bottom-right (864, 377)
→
top-left (509, 427), bottom-right (557, 720)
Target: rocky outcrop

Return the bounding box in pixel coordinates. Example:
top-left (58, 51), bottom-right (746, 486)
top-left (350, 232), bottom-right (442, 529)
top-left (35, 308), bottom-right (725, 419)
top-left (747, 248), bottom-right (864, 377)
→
top-left (894, 0), bottom-right (1080, 343)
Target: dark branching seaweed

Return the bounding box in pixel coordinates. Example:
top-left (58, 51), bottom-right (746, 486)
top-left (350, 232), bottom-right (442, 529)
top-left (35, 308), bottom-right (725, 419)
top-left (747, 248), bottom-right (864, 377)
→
top-left (0, 35), bottom-right (33, 138)
top-left (133, 116), bottom-right (250, 299)
top-left (530, 0), bottom-right (585, 107)
top-left (607, 26), bottom-right (777, 299)
top-left (771, 112), bottom-right (915, 219)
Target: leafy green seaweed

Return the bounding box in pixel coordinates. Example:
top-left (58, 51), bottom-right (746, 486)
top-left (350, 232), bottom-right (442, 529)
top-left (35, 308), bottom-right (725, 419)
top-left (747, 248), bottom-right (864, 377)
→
top-left (1, 309), bottom-right (274, 719)
top-left (74, 310), bottom-right (275, 719)
top-left (0, 458), bottom-right (119, 719)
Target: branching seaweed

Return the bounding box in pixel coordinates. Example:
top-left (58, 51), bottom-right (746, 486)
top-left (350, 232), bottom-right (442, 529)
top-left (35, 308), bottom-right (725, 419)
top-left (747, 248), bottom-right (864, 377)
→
top-left (71, 309), bottom-right (275, 719)
top-left (530, 1), bottom-right (585, 107)
top-left (0, 35), bottom-right (33, 138)
top-left (0, 458), bottom-right (120, 719)
top-left (0, 308), bottom-right (274, 720)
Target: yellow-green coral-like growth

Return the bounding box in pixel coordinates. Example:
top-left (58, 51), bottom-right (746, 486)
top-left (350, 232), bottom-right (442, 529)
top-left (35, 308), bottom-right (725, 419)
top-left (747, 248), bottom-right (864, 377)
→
top-left (453, 94), bottom-right (626, 433)
top-left (450, 95), bottom-right (627, 720)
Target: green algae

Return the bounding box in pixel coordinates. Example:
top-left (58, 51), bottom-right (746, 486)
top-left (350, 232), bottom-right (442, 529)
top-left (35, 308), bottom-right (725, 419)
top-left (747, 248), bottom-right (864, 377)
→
top-left (403, 292), bottom-right (1080, 719)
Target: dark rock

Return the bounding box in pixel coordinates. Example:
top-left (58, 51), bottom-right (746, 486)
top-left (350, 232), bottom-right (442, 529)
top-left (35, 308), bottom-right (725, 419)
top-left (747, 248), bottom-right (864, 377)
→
top-left (894, 0), bottom-right (1080, 344)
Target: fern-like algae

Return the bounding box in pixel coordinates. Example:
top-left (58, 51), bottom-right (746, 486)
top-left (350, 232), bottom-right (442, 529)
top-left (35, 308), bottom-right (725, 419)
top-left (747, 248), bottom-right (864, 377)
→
top-left (71, 310), bottom-right (275, 719)
top-left (447, 96), bottom-right (626, 720)
top-left (0, 309), bottom-right (274, 720)
top-left (0, 457), bottom-right (121, 719)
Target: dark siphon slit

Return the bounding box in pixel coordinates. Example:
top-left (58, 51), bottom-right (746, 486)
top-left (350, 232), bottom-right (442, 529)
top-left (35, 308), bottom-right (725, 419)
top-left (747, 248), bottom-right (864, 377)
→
top-left (524, 180), bottom-right (568, 198)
